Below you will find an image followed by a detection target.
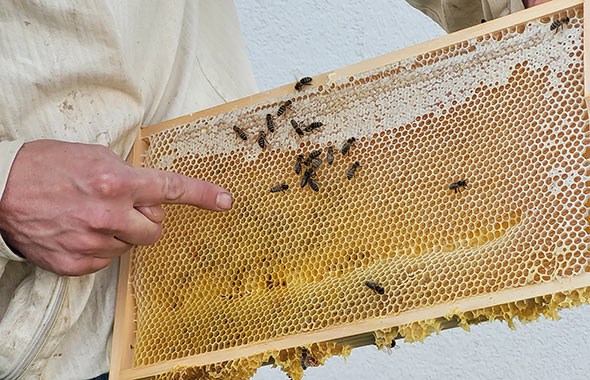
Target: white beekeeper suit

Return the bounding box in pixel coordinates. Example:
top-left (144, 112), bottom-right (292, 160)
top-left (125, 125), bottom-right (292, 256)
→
top-left (0, 0), bottom-right (525, 378)
top-left (0, 1), bottom-right (257, 379)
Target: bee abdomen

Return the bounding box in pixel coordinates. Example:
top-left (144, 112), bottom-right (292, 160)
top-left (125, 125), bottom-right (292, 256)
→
top-left (294, 155), bottom-right (304, 174)
top-left (233, 125), bottom-right (247, 140)
top-left (550, 17), bottom-right (570, 32)
top-left (257, 131), bottom-right (267, 148)
top-left (305, 122), bottom-right (323, 132)
top-left (308, 178), bottom-right (319, 192)
top-left (270, 183), bottom-right (289, 193)
top-left (291, 119), bottom-right (304, 136)
top-left (266, 114), bottom-right (275, 133)
top-left (327, 146), bottom-right (334, 165)
top-left (277, 100), bottom-right (292, 116)
top-left (310, 158), bottom-right (322, 171)
top-left (347, 162), bottom-right (360, 179)
top-left (309, 150), bottom-right (321, 159)
top-left (295, 77), bottom-right (312, 91)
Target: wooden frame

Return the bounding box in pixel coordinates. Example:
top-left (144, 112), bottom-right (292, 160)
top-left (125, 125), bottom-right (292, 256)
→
top-left (111, 0), bottom-right (589, 378)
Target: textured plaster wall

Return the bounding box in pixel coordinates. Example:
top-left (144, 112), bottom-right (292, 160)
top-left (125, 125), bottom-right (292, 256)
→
top-left (233, 1), bottom-right (590, 379)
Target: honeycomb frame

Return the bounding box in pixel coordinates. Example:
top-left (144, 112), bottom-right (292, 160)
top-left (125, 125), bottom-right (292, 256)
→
top-left (111, 1), bottom-right (590, 379)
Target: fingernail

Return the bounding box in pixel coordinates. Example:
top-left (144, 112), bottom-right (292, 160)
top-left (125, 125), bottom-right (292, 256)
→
top-left (216, 192), bottom-right (234, 210)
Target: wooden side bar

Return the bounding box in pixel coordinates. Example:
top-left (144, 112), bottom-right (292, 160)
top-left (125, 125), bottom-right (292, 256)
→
top-left (584, 0), bottom-right (590, 109)
top-left (110, 132), bottom-right (145, 379)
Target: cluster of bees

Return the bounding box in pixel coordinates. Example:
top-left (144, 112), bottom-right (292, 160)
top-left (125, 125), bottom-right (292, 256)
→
top-left (232, 77), bottom-right (363, 194)
top-left (233, 76), bottom-right (472, 368)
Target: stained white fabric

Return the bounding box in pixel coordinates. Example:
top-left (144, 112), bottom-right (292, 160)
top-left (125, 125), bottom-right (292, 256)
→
top-left (0, 1), bottom-right (257, 379)
top-left (406, 0), bottom-right (525, 32)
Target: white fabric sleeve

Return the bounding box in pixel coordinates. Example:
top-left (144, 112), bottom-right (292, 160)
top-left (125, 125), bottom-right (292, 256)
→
top-left (482, 0), bottom-right (525, 21)
top-left (0, 139), bottom-right (25, 261)
top-left (406, 0), bottom-right (525, 33)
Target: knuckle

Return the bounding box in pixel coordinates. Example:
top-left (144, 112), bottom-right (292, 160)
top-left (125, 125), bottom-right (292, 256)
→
top-left (162, 174), bottom-right (185, 201)
top-left (92, 171), bottom-right (125, 198)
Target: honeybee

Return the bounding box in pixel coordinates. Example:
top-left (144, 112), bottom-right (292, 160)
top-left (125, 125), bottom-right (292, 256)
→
top-left (301, 168), bottom-right (318, 191)
top-left (291, 119), bottom-right (304, 137)
top-left (301, 348), bottom-right (319, 370)
top-left (303, 151), bottom-right (320, 166)
top-left (295, 76), bottom-right (312, 91)
top-left (270, 183), bottom-right (289, 193)
top-left (277, 100), bottom-right (292, 116)
top-left (341, 137), bottom-right (357, 155)
top-left (233, 125), bottom-right (247, 141)
top-left (309, 150), bottom-right (322, 159)
top-left (449, 179), bottom-right (467, 193)
top-left (326, 146), bottom-right (334, 165)
top-left (310, 158), bottom-right (322, 171)
top-left (308, 177), bottom-right (319, 192)
top-left (365, 281), bottom-right (384, 294)
top-left (257, 131), bottom-right (268, 149)
top-left (266, 113), bottom-right (275, 133)
top-left (304, 122), bottom-right (323, 132)
top-left (300, 168), bottom-right (313, 188)
top-left (550, 17), bottom-right (570, 32)
top-left (294, 154), bottom-right (304, 174)
top-left (347, 161), bottom-right (360, 180)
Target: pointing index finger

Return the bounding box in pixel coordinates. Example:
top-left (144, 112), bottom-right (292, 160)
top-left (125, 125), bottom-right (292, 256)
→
top-left (131, 167), bottom-right (233, 211)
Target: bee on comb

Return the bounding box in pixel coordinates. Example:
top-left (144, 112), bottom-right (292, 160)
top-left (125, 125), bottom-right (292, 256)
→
top-left (326, 146), bottom-right (335, 165)
top-left (341, 137), bottom-right (357, 155)
top-left (449, 179), bottom-right (467, 193)
top-left (301, 348), bottom-right (319, 370)
top-left (347, 161), bottom-right (361, 180)
top-left (301, 168), bottom-right (319, 192)
top-left (550, 17), bottom-right (570, 33)
top-left (291, 119), bottom-right (304, 137)
top-left (277, 100), bottom-right (292, 117)
top-left (232, 125), bottom-right (247, 141)
top-left (270, 183), bottom-right (289, 193)
top-left (304, 122), bottom-right (323, 133)
top-left (295, 76), bottom-right (312, 91)
top-left (266, 113), bottom-right (275, 133)
top-left (365, 281), bottom-right (384, 295)
top-left (257, 130), bottom-right (268, 149)
top-left (294, 154), bottom-right (304, 174)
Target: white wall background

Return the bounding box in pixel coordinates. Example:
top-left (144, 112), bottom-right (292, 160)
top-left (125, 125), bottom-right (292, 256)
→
top-left (233, 1), bottom-right (590, 379)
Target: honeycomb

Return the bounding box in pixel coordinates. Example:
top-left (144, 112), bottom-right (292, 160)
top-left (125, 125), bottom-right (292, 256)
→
top-left (152, 286), bottom-right (589, 380)
top-left (130, 6), bottom-right (590, 378)
top-left (152, 342), bottom-right (351, 380)
top-left (372, 285), bottom-right (590, 349)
